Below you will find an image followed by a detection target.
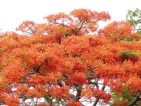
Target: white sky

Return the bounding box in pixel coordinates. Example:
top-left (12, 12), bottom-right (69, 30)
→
top-left (0, 0), bottom-right (141, 32)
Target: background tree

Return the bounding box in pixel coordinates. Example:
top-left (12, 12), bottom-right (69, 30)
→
top-left (126, 8), bottom-right (141, 34)
top-left (0, 9), bottom-right (141, 106)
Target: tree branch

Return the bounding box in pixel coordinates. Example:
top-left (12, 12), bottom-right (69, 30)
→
top-left (52, 19), bottom-right (86, 36)
top-left (87, 76), bottom-right (98, 79)
top-left (75, 86), bottom-right (82, 101)
top-left (92, 85), bottom-right (105, 106)
top-left (75, 20), bottom-right (86, 35)
top-left (127, 94), bottom-right (141, 106)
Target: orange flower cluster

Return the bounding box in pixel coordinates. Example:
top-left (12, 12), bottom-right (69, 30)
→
top-left (5, 96), bottom-right (20, 106)
top-left (99, 21), bottom-right (140, 40)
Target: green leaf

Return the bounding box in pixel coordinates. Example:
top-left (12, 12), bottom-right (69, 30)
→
top-left (123, 37), bottom-right (133, 42)
top-left (126, 8), bottom-right (141, 33)
top-left (121, 50), bottom-right (139, 58)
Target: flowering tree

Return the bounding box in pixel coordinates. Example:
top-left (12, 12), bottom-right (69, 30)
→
top-left (0, 9), bottom-right (141, 106)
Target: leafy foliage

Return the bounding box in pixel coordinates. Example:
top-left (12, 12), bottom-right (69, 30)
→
top-left (111, 88), bottom-right (141, 106)
top-left (126, 8), bottom-right (141, 34)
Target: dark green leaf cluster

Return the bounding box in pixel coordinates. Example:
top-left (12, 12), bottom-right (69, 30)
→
top-left (121, 50), bottom-right (139, 58)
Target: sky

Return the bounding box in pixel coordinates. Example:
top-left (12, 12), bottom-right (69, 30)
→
top-left (0, 0), bottom-right (141, 32)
